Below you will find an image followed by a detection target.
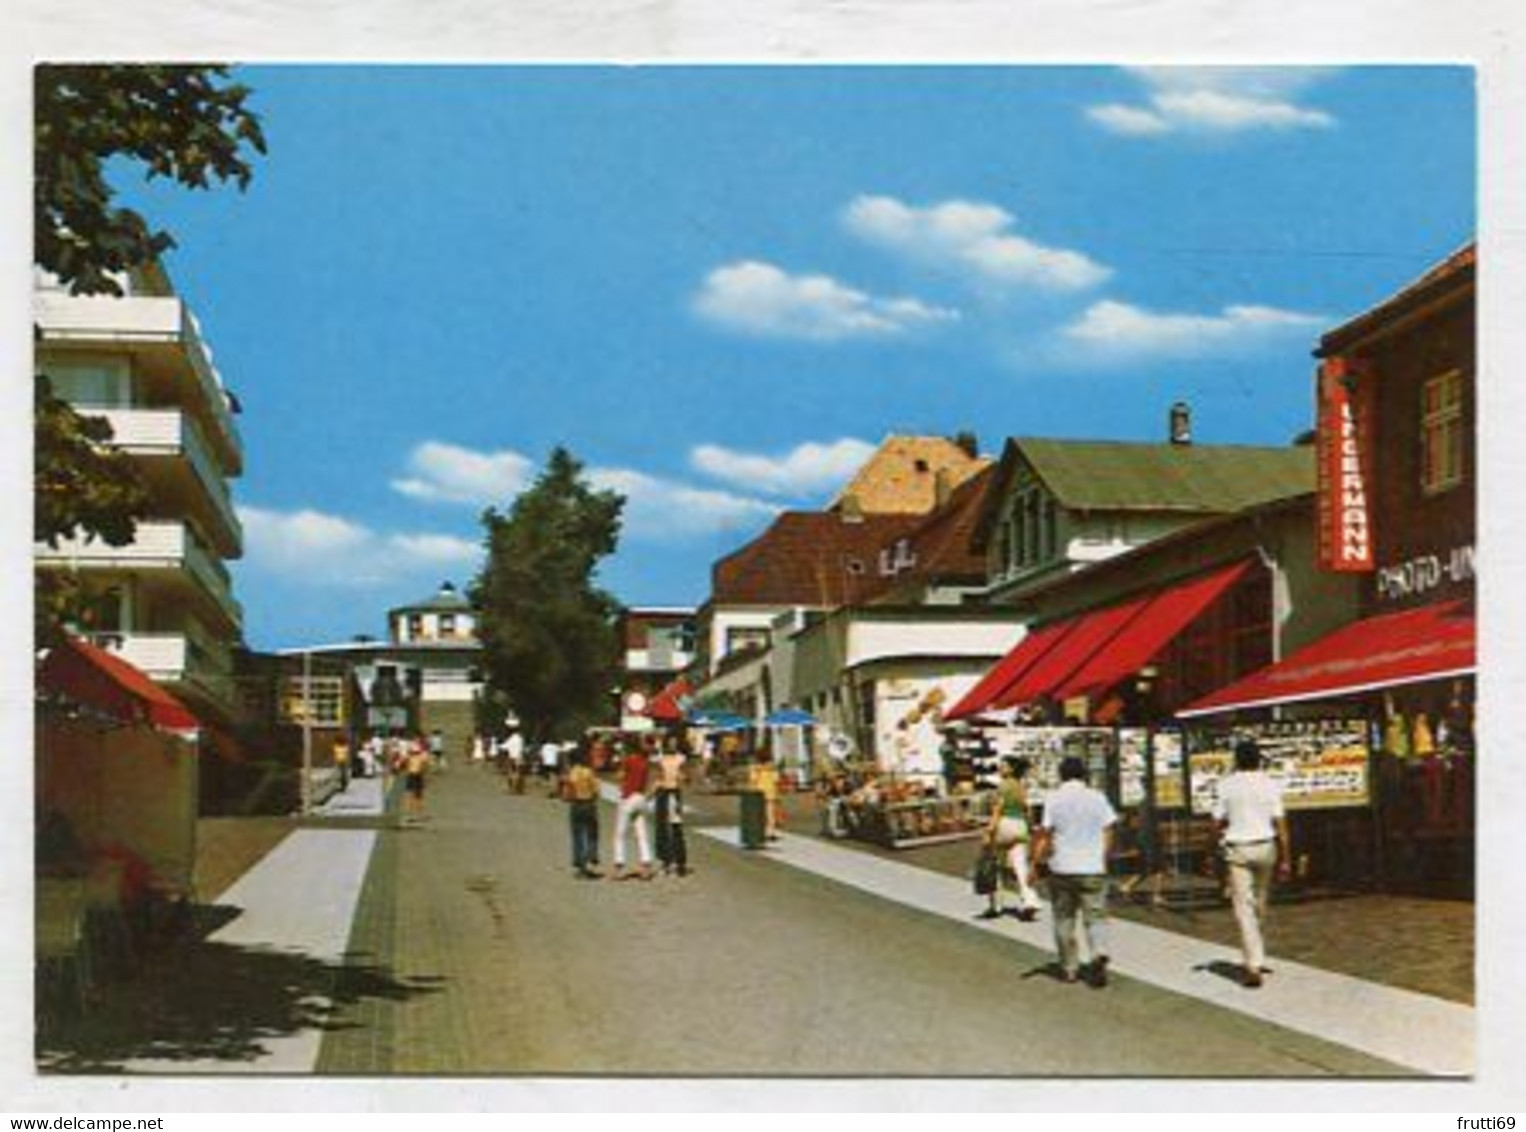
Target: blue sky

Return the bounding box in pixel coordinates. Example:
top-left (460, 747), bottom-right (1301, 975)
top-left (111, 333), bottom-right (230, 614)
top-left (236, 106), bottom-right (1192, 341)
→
top-left (114, 65), bottom-right (1474, 650)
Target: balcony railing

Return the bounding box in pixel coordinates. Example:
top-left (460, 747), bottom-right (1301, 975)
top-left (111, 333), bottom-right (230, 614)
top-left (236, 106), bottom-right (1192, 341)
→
top-left (89, 408), bottom-right (242, 551)
top-left (89, 631), bottom-right (238, 712)
top-left (38, 520), bottom-right (243, 630)
top-left (34, 291), bottom-right (242, 462)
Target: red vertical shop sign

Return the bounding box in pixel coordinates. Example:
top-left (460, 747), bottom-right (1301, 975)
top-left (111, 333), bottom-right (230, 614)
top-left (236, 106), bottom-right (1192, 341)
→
top-left (1317, 356), bottom-right (1375, 572)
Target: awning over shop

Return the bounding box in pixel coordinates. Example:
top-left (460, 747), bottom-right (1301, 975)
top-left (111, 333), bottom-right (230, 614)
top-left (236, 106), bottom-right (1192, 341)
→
top-left (945, 559), bottom-right (1260, 720)
top-left (644, 678), bottom-right (692, 723)
top-left (1052, 559), bottom-right (1254, 701)
top-left (1177, 599), bottom-right (1475, 718)
top-left (943, 620), bottom-right (1076, 721)
top-left (38, 636), bottom-right (201, 734)
top-left (993, 597), bottom-right (1151, 709)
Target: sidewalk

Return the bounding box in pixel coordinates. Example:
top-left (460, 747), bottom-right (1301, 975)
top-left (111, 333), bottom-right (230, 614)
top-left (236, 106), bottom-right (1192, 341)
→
top-left (760, 788), bottom-right (1475, 1005)
top-left (693, 824), bottom-right (1473, 1077)
top-left (36, 776), bottom-right (389, 1074)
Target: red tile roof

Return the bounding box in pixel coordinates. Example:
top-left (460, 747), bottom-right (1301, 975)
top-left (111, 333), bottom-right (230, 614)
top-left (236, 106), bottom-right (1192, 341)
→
top-left (711, 511), bottom-right (923, 606)
top-left (859, 464), bottom-right (996, 602)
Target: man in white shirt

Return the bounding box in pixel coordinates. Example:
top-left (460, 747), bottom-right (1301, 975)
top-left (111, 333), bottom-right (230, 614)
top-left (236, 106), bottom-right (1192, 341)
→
top-left (1213, 738), bottom-right (1292, 989)
top-left (1030, 755), bottom-right (1118, 987)
top-left (503, 729), bottom-right (526, 794)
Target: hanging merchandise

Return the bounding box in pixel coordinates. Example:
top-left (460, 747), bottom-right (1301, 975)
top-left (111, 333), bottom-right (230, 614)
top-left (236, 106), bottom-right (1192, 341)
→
top-left (1383, 697), bottom-right (1411, 759)
top-left (1412, 712), bottom-right (1436, 758)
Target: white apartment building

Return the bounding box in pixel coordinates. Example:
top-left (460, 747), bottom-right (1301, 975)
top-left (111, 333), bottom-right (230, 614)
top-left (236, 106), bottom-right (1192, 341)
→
top-left (34, 262), bottom-right (246, 725)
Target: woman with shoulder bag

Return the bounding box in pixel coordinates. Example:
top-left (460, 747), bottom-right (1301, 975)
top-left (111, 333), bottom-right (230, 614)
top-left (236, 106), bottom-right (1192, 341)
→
top-left (980, 756), bottom-right (1042, 920)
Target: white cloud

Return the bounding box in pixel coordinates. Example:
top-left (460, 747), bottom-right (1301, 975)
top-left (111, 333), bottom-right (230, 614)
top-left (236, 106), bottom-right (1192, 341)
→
top-left (1059, 299), bottom-right (1325, 361)
top-left (589, 467), bottom-right (780, 540)
top-left (1088, 67), bottom-right (1337, 137)
top-left (692, 259), bottom-right (958, 341)
top-left (391, 440), bottom-right (533, 505)
top-left (690, 437), bottom-right (876, 498)
top-left (238, 504), bottom-right (479, 586)
top-left (844, 194), bottom-right (1111, 292)
top-left (384, 532), bottom-right (480, 564)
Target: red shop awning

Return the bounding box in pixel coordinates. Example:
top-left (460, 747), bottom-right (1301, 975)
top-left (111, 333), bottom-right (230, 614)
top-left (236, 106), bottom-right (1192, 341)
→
top-left (38, 635), bottom-right (202, 734)
top-left (1177, 599), bottom-right (1475, 718)
top-left (943, 620), bottom-right (1079, 721)
top-left (644, 677), bottom-right (692, 723)
top-left (994, 598), bottom-right (1151, 709)
top-left (1052, 560), bottom-right (1254, 702)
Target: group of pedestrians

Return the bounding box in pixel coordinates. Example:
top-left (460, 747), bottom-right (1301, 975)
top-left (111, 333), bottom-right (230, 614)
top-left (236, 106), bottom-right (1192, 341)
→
top-left (979, 739), bottom-right (1290, 992)
top-left (563, 733), bottom-right (693, 881)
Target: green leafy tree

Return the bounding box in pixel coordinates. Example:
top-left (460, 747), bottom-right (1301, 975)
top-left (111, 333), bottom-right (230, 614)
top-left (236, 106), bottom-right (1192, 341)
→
top-left (471, 448), bottom-right (626, 743)
top-left (35, 64), bottom-right (267, 296)
top-left (34, 372), bottom-right (152, 644)
top-left (33, 65), bottom-right (265, 643)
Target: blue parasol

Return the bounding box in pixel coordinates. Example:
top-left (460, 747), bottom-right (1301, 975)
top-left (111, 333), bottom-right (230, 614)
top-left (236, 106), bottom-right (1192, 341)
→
top-left (763, 707), bottom-right (816, 727)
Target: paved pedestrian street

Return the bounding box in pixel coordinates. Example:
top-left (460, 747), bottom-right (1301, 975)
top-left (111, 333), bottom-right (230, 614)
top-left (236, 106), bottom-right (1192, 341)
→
top-left (36, 766), bottom-right (1471, 1078)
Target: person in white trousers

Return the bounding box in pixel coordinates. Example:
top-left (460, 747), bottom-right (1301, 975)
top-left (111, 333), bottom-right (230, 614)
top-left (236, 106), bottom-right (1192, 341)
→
top-left (1213, 738), bottom-right (1292, 988)
top-left (981, 756), bottom-right (1042, 920)
top-left (612, 738), bottom-right (656, 880)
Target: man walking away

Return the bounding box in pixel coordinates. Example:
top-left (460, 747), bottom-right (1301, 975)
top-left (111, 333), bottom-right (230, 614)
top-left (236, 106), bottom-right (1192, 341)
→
top-left (564, 747), bottom-right (603, 878)
top-left (1214, 738), bottom-right (1292, 988)
top-left (612, 737), bottom-right (656, 880)
top-left (429, 728), bottom-right (447, 772)
top-left (504, 729), bottom-right (526, 794)
top-left (654, 736), bottom-right (691, 876)
top-left (1030, 755), bottom-right (1117, 987)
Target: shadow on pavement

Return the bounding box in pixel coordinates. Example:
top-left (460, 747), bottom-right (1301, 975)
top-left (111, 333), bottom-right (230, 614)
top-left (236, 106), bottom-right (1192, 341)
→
top-left (1194, 958), bottom-right (1253, 986)
top-left (36, 903), bottom-right (441, 1074)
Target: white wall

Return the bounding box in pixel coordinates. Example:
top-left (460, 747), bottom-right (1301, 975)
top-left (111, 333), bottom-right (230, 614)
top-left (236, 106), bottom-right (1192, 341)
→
top-left (872, 669), bottom-right (985, 780)
top-left (846, 618), bottom-right (1025, 669)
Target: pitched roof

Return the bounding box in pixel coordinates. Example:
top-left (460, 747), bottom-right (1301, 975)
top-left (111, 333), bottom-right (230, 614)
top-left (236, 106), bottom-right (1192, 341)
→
top-left (1011, 437), bottom-right (1313, 514)
top-left (862, 463), bottom-right (997, 602)
top-left (828, 435), bottom-right (985, 515)
top-left (711, 511), bottom-right (923, 606)
top-left (389, 581), bottom-right (473, 616)
top-left (1319, 242), bottom-right (1476, 355)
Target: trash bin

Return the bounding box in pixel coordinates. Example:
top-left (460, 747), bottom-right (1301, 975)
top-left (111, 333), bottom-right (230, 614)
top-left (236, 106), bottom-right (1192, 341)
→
top-left (740, 790), bottom-right (767, 849)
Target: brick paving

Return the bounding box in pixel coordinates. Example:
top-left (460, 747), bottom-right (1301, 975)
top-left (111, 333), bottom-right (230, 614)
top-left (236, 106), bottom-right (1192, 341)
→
top-left (762, 788), bottom-right (1474, 1005)
top-left (315, 766), bottom-right (1407, 1076)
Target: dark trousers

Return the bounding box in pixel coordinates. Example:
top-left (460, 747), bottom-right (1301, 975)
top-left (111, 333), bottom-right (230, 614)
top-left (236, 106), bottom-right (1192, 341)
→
top-left (570, 800), bottom-right (600, 870)
top-left (654, 788), bottom-right (687, 870)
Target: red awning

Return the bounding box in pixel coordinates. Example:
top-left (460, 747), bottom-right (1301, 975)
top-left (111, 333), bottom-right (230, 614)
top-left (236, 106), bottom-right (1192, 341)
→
top-left (1052, 560), bottom-right (1254, 701)
top-left (994, 598), bottom-right (1151, 709)
top-left (943, 620), bottom-right (1079, 721)
top-left (644, 677), bottom-right (692, 723)
top-left (38, 636), bottom-right (201, 733)
top-left (1177, 599), bottom-right (1475, 718)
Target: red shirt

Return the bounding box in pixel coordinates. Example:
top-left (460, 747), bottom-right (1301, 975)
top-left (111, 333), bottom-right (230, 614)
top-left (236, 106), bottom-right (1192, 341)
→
top-left (621, 752), bottom-right (651, 797)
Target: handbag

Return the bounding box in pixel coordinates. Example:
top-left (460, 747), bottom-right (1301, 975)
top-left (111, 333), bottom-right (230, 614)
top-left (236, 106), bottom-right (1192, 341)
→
top-left (973, 846), bottom-right (999, 896)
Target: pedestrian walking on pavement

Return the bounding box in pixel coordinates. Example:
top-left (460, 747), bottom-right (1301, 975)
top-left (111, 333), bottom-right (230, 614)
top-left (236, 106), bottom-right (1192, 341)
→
top-left (1213, 738), bottom-right (1292, 989)
top-left (401, 737), bottom-right (431, 826)
top-left (504, 729), bottom-right (526, 794)
top-left (980, 756), bottom-right (1041, 921)
top-left (654, 735), bottom-right (691, 877)
top-left (333, 734), bottom-right (352, 792)
top-left (1029, 755), bottom-right (1117, 986)
top-left (749, 747), bottom-right (782, 841)
top-left (612, 736), bottom-right (656, 880)
top-left (429, 728), bottom-right (447, 772)
top-left (563, 746), bottom-right (604, 878)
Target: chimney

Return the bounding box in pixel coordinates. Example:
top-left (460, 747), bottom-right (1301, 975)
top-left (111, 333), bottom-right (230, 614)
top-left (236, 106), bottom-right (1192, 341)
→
top-left (933, 467), bottom-right (954, 508)
top-left (839, 493), bottom-right (864, 523)
top-left (1169, 401), bottom-right (1192, 446)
